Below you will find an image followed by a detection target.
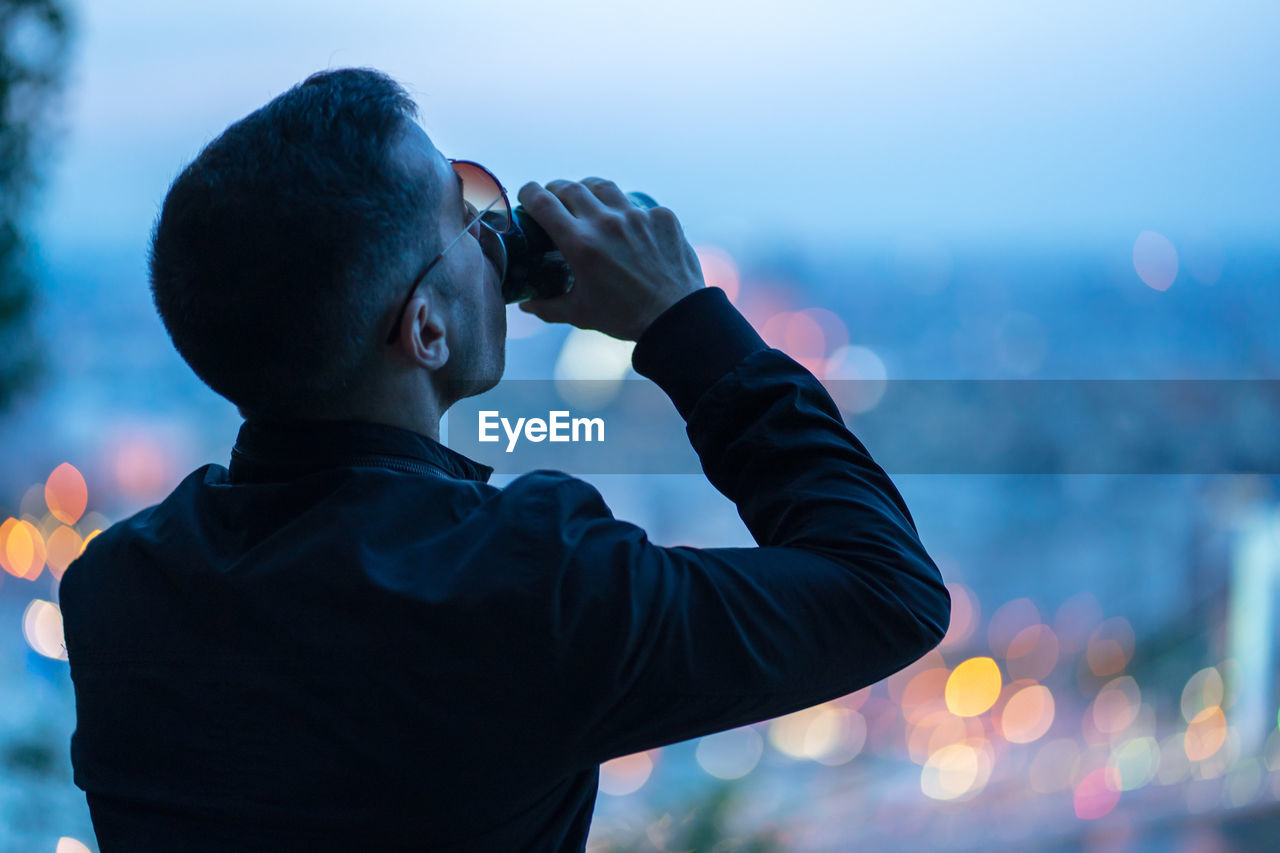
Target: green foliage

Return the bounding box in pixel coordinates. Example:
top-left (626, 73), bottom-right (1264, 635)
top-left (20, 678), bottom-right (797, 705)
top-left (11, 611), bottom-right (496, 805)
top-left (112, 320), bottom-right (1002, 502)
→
top-left (0, 0), bottom-right (71, 413)
top-left (593, 779), bottom-right (786, 852)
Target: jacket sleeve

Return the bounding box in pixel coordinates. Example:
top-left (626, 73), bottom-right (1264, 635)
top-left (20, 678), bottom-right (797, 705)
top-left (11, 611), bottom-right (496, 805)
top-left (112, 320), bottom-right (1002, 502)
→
top-left (518, 287), bottom-right (950, 770)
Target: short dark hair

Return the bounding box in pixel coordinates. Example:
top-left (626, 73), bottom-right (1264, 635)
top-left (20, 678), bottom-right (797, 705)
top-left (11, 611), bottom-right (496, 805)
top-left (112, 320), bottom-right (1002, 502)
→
top-left (149, 68), bottom-right (434, 419)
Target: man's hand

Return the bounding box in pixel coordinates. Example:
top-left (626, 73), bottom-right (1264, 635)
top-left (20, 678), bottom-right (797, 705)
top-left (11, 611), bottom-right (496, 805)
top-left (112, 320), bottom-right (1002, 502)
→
top-left (515, 178), bottom-right (706, 341)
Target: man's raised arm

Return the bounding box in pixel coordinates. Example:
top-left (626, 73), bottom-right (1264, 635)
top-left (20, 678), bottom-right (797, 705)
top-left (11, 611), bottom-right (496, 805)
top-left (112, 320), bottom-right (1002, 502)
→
top-left (510, 179), bottom-right (949, 769)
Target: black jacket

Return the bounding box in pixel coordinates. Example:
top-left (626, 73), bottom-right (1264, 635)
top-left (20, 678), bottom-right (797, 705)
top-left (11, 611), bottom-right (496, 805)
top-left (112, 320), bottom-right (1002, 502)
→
top-left (61, 287), bottom-right (950, 852)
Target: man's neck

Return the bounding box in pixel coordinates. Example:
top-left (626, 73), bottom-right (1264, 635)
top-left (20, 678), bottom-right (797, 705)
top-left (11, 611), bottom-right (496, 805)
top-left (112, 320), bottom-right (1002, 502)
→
top-left (239, 399), bottom-right (444, 444)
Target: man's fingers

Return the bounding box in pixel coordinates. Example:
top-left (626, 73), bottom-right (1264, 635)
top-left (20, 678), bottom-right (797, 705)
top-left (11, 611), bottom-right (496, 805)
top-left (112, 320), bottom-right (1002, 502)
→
top-left (543, 179), bottom-right (607, 219)
top-left (580, 177), bottom-right (631, 210)
top-left (517, 182), bottom-right (577, 246)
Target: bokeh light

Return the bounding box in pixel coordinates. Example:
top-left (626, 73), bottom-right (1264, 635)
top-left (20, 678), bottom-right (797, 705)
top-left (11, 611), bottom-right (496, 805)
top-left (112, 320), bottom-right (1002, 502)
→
top-left (553, 328), bottom-right (635, 408)
top-left (917, 712), bottom-right (985, 766)
top-left (768, 702), bottom-right (862, 764)
top-left (0, 3), bottom-right (1273, 849)
top-left (1092, 676), bottom-right (1141, 735)
top-left (907, 710), bottom-right (951, 764)
top-left (1005, 624), bottom-right (1059, 681)
top-left (822, 345), bottom-right (887, 414)
top-left (1000, 684), bottom-right (1055, 744)
top-left (921, 742), bottom-right (980, 801)
top-left (783, 312), bottom-right (824, 363)
top-left (945, 658), bottom-right (1002, 718)
top-left (1, 519), bottom-right (46, 581)
top-left (599, 750), bottom-right (657, 797)
top-left (887, 650), bottom-right (945, 704)
top-left (111, 434), bottom-right (175, 501)
top-left (1263, 730), bottom-right (1280, 772)
top-left (44, 463), bottom-right (87, 525)
top-left (695, 726), bottom-right (764, 780)
top-left (813, 708), bottom-right (867, 766)
top-left (760, 311), bottom-right (794, 350)
top-left (21, 599), bottom-right (66, 660)
top-left (1053, 592), bottom-right (1102, 657)
top-left (1132, 230), bottom-right (1178, 291)
top-left (693, 245), bottom-right (740, 303)
top-left (19, 482), bottom-right (46, 519)
top-left (44, 526), bottom-right (83, 581)
top-left (1086, 618), bottom-right (1134, 678)
top-left (800, 308), bottom-right (849, 355)
top-left (1181, 667), bottom-right (1224, 723)
top-left (77, 510), bottom-right (109, 532)
top-left (939, 582), bottom-right (978, 648)
top-left (901, 667), bottom-right (949, 724)
top-left (56, 839), bottom-right (92, 853)
top-left (1109, 737), bottom-right (1160, 790)
top-left (0, 518), bottom-right (18, 577)
top-left (835, 686), bottom-right (871, 713)
top-left (757, 308), bottom-right (831, 373)
top-left (1185, 706), bottom-right (1228, 762)
top-left (1189, 725), bottom-right (1238, 782)
top-left (988, 598), bottom-right (1040, 658)
top-left (1073, 767), bottom-right (1122, 819)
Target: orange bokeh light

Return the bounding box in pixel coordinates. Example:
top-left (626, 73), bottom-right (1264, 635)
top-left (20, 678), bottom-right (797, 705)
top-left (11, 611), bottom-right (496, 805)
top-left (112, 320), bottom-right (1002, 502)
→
top-left (1000, 684), bottom-right (1056, 744)
top-left (0, 518), bottom-right (15, 576)
top-left (1185, 706), bottom-right (1227, 762)
top-left (45, 463), bottom-right (88, 526)
top-left (945, 657), bottom-right (1003, 718)
top-left (900, 667), bottom-right (950, 724)
top-left (932, 716), bottom-right (983, 755)
top-left (45, 526), bottom-right (84, 581)
top-left (1091, 677), bottom-right (1141, 736)
top-left (887, 649), bottom-right (945, 704)
top-left (1, 518), bottom-right (46, 581)
top-left (600, 749), bottom-right (658, 796)
top-left (1086, 618), bottom-right (1135, 677)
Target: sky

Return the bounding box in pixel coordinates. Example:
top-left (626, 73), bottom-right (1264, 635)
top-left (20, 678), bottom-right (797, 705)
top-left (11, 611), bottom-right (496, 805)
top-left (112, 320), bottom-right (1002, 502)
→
top-left (29, 0), bottom-right (1280, 261)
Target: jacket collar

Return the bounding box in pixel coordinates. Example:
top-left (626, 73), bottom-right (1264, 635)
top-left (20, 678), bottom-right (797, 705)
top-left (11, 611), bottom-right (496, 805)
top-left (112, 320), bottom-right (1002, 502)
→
top-left (228, 418), bottom-right (493, 484)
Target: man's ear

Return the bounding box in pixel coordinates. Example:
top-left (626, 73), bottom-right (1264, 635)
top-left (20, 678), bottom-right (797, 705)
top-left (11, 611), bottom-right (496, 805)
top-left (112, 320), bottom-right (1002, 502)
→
top-left (397, 287), bottom-right (450, 371)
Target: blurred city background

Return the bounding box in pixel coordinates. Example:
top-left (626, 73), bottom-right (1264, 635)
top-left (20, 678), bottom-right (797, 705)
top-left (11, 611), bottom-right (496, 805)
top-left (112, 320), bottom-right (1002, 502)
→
top-left (1, 1), bottom-right (1278, 851)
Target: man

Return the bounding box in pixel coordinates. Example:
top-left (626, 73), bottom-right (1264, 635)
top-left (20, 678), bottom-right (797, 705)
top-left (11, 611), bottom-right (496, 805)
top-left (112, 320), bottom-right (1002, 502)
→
top-left (60, 68), bottom-right (949, 851)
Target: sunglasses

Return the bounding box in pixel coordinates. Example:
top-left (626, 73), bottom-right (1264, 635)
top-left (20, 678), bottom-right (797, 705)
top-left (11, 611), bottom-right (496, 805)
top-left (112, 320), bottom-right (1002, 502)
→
top-left (385, 159), bottom-right (513, 344)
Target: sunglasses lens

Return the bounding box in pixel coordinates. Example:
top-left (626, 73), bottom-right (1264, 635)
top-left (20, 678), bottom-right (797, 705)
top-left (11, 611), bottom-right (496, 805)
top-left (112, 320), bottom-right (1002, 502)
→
top-left (452, 161), bottom-right (511, 233)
